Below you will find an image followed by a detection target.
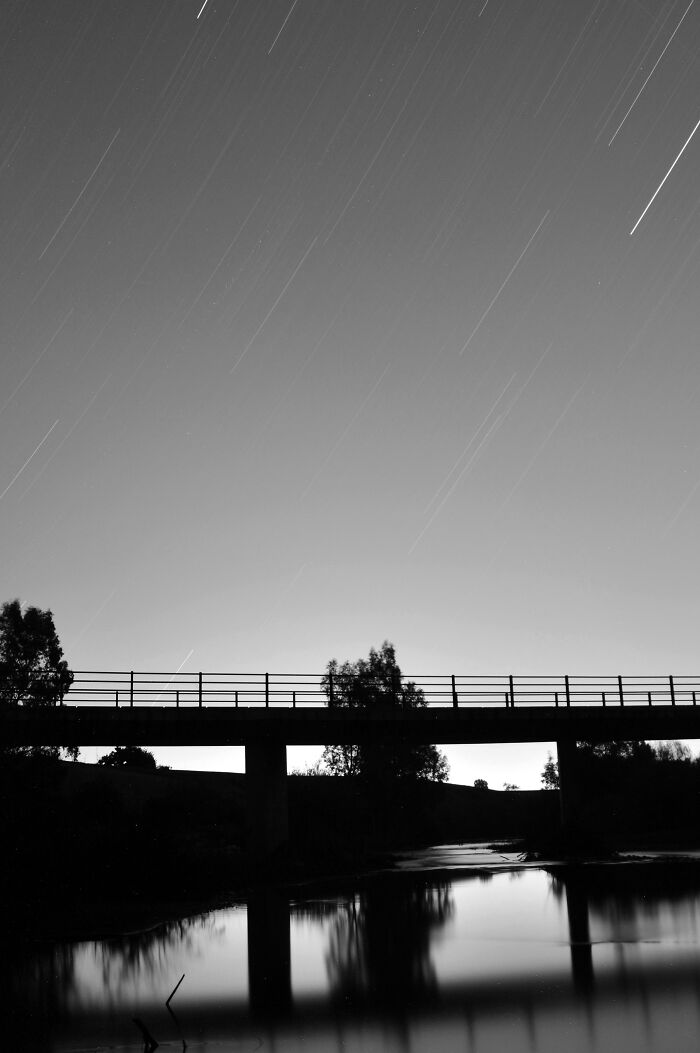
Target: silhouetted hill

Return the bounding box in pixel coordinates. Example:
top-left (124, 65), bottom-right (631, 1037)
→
top-left (1, 758), bottom-right (556, 915)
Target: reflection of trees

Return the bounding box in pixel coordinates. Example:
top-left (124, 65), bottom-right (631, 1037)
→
top-left (95, 913), bottom-right (220, 996)
top-left (4, 940), bottom-right (76, 1051)
top-left (5, 911), bottom-right (221, 1044)
top-left (325, 879), bottom-right (453, 1008)
top-left (549, 863), bottom-right (700, 948)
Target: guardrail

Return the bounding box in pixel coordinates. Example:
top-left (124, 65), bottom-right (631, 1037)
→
top-left (61, 672), bottom-right (700, 709)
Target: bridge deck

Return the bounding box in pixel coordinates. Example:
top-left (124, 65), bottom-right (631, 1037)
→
top-left (4, 703), bottom-right (700, 747)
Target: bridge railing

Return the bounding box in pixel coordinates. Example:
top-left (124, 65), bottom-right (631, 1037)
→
top-left (61, 672), bottom-right (700, 709)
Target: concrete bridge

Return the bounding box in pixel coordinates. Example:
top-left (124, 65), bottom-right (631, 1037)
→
top-left (3, 670), bottom-right (700, 855)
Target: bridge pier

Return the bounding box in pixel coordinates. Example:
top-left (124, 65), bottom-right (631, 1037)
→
top-left (556, 739), bottom-right (582, 831)
top-left (245, 742), bottom-right (289, 861)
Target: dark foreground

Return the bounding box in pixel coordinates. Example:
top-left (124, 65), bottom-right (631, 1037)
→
top-left (9, 847), bottom-right (700, 1053)
top-left (6, 752), bottom-right (700, 938)
top-left (2, 756), bottom-right (557, 936)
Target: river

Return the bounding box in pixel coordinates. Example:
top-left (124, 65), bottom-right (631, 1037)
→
top-left (10, 844), bottom-right (700, 1052)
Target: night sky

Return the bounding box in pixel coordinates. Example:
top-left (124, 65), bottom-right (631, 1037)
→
top-left (3, 0), bottom-right (700, 787)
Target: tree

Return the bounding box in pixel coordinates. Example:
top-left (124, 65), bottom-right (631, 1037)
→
top-left (290, 758), bottom-right (328, 776)
top-left (98, 746), bottom-right (157, 771)
top-left (0, 599), bottom-right (77, 760)
top-left (473, 779), bottom-right (488, 790)
top-left (541, 751), bottom-right (559, 790)
top-left (503, 783), bottom-right (519, 791)
top-left (319, 641), bottom-right (449, 783)
top-left (654, 740), bottom-right (692, 763)
top-left (578, 740), bottom-right (654, 761)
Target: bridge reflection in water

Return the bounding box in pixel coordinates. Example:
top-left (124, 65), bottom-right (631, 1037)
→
top-left (15, 862), bottom-right (700, 1052)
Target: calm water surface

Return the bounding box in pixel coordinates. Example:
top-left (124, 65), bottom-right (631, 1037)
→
top-left (12, 845), bottom-right (700, 1052)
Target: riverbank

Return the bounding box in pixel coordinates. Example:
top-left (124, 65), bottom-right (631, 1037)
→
top-left (5, 755), bottom-right (700, 943)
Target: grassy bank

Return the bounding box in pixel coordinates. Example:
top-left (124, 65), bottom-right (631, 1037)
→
top-left (2, 757), bottom-right (557, 933)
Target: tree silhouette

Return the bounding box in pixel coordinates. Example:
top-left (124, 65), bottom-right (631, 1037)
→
top-left (98, 745), bottom-right (157, 770)
top-left (0, 599), bottom-right (76, 760)
top-left (541, 751), bottom-right (559, 789)
top-left (320, 641), bottom-right (449, 783)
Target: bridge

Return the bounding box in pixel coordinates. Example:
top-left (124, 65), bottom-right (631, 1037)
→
top-left (3, 670), bottom-right (700, 855)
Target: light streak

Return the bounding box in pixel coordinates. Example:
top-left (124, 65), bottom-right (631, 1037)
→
top-left (630, 115), bottom-right (700, 234)
top-left (69, 588), bottom-right (118, 650)
top-left (268, 0), bottom-right (299, 54)
top-left (666, 477), bottom-right (700, 533)
top-left (413, 346), bottom-right (556, 552)
top-left (18, 376), bottom-right (111, 501)
top-left (229, 236), bottom-right (317, 374)
top-left (533, 1), bottom-right (604, 118)
top-left (38, 129), bottom-right (120, 259)
top-left (175, 195), bottom-right (262, 333)
top-left (609, 0), bottom-right (694, 146)
top-left (324, 2), bottom-right (446, 245)
top-left (0, 308), bottom-right (73, 417)
top-left (256, 565), bottom-right (307, 634)
top-left (459, 211), bottom-right (549, 355)
top-left (155, 650), bottom-right (195, 703)
top-left (408, 411), bottom-right (507, 555)
top-left (424, 374), bottom-right (517, 515)
top-left (197, 0), bottom-right (211, 17)
top-left (500, 380), bottom-right (587, 511)
top-left (0, 421), bottom-right (60, 503)
top-left (300, 362), bottom-right (391, 499)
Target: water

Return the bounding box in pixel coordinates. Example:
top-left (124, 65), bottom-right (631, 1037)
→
top-left (11, 845), bottom-right (700, 1052)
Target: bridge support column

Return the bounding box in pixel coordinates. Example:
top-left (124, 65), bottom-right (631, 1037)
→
top-left (556, 739), bottom-right (581, 831)
top-left (247, 886), bottom-right (292, 1017)
top-left (245, 742), bottom-right (289, 861)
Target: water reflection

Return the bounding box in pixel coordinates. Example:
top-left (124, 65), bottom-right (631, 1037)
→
top-left (248, 887), bottom-right (291, 1017)
top-left (11, 857), bottom-right (700, 1052)
top-left (557, 873), bottom-right (595, 994)
top-left (94, 913), bottom-right (217, 995)
top-left (325, 880), bottom-right (453, 1009)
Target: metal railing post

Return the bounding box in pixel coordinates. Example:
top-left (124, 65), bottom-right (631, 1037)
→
top-left (198, 672), bottom-right (203, 707)
top-left (292, 690), bottom-right (296, 709)
top-left (554, 691), bottom-right (559, 708)
top-left (116, 690), bottom-right (119, 708)
top-left (509, 674), bottom-right (515, 708)
top-left (452, 675), bottom-right (458, 708)
top-left (176, 690), bottom-right (180, 709)
top-left (602, 692), bottom-right (606, 707)
top-left (565, 675), bottom-right (570, 708)
top-left (618, 675), bottom-right (624, 706)
top-left (130, 670), bottom-right (134, 707)
top-left (328, 672), bottom-right (334, 707)
top-left (265, 672), bottom-right (269, 707)
top-left (648, 691), bottom-right (652, 706)
top-left (669, 675), bottom-right (675, 706)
